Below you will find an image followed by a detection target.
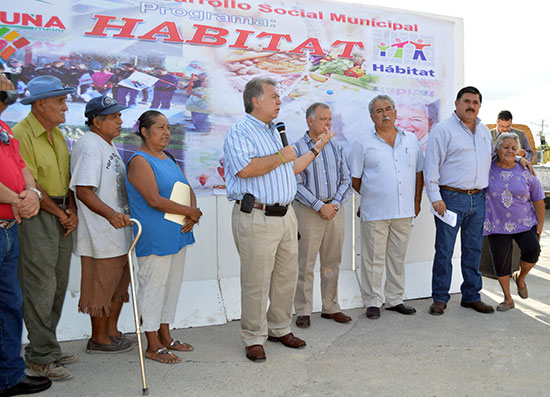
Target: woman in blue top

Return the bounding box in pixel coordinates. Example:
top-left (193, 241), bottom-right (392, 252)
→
top-left (126, 111), bottom-right (202, 364)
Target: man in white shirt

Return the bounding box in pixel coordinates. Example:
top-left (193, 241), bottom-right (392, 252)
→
top-left (350, 95), bottom-right (424, 320)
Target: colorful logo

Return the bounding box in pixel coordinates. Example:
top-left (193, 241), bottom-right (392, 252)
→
top-left (0, 27), bottom-right (30, 61)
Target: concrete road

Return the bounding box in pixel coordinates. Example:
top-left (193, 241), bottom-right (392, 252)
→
top-left (39, 216), bottom-right (550, 396)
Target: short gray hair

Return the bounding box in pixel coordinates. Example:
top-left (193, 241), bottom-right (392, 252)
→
top-left (243, 77), bottom-right (277, 114)
top-left (305, 102), bottom-right (330, 121)
top-left (368, 95), bottom-right (395, 115)
top-left (495, 132), bottom-right (521, 151)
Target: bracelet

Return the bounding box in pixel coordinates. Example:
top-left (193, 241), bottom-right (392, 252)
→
top-left (310, 147), bottom-right (319, 157)
top-left (29, 187), bottom-right (43, 201)
top-left (277, 151), bottom-right (285, 164)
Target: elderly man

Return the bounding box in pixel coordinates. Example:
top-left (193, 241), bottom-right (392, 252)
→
top-left (0, 73), bottom-right (51, 396)
top-left (224, 77), bottom-right (334, 362)
top-left (425, 86), bottom-right (496, 315)
top-left (13, 75), bottom-right (78, 381)
top-left (293, 103), bottom-right (352, 328)
top-left (350, 95), bottom-right (424, 320)
top-left (490, 110), bottom-right (534, 162)
top-left (70, 96), bottom-right (135, 353)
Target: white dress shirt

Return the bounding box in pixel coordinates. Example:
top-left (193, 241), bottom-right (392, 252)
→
top-left (424, 112), bottom-right (492, 203)
top-left (349, 126), bottom-right (424, 221)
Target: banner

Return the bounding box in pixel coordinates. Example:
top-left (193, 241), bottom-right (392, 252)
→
top-left (1, 0), bottom-right (456, 195)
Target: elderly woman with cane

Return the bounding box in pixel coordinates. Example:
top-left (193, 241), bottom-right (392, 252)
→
top-left (126, 110), bottom-right (202, 363)
top-left (483, 132), bottom-right (545, 311)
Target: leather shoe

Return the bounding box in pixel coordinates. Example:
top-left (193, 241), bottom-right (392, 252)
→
top-left (321, 312), bottom-right (352, 323)
top-left (295, 316), bottom-right (310, 328)
top-left (366, 306), bottom-right (380, 319)
top-left (386, 303), bottom-right (416, 315)
top-left (496, 301), bottom-right (515, 312)
top-left (267, 333), bottom-right (306, 348)
top-left (513, 272), bottom-right (528, 299)
top-left (460, 300), bottom-right (494, 313)
top-left (429, 301), bottom-right (447, 316)
top-left (245, 345), bottom-right (266, 362)
top-left (0, 375), bottom-right (52, 396)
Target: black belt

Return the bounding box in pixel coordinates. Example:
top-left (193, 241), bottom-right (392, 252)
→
top-left (235, 200), bottom-right (289, 215)
top-left (51, 195), bottom-right (69, 206)
top-left (440, 186), bottom-right (481, 195)
top-left (0, 220), bottom-right (17, 229)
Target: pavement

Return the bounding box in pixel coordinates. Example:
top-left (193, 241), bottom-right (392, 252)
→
top-left (37, 214), bottom-right (550, 397)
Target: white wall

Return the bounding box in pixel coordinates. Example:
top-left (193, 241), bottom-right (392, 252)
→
top-left (27, 193), bottom-right (465, 343)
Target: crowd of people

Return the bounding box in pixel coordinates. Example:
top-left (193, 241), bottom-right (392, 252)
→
top-left (0, 72), bottom-right (544, 395)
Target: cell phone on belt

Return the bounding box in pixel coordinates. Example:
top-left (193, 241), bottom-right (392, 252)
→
top-left (240, 193), bottom-right (254, 213)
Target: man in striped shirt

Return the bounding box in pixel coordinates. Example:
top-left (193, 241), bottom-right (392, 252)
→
top-left (224, 77), bottom-right (334, 362)
top-left (293, 103), bottom-right (352, 328)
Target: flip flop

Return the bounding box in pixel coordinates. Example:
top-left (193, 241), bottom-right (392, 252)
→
top-left (145, 347), bottom-right (181, 364)
top-left (166, 339), bottom-right (194, 352)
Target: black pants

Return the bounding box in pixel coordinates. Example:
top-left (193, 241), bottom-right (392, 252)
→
top-left (487, 226), bottom-right (540, 277)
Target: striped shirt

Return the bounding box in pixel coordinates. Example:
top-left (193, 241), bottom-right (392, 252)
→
top-left (294, 132), bottom-right (351, 211)
top-left (224, 114), bottom-right (296, 205)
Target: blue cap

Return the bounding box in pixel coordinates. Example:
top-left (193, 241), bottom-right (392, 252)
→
top-left (84, 96), bottom-right (127, 119)
top-left (21, 75), bottom-right (75, 105)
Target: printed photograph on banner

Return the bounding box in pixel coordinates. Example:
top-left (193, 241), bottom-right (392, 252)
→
top-left (1, 0), bottom-right (456, 196)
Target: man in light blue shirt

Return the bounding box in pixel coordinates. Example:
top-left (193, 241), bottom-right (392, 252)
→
top-left (293, 103), bottom-right (352, 328)
top-left (223, 77), bottom-right (334, 362)
top-left (424, 86), bottom-right (495, 315)
top-left (350, 95), bottom-right (424, 320)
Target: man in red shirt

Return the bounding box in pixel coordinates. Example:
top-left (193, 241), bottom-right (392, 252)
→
top-left (0, 73), bottom-right (51, 396)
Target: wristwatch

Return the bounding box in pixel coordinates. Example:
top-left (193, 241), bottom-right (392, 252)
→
top-left (310, 147), bottom-right (320, 157)
top-left (29, 187), bottom-right (43, 201)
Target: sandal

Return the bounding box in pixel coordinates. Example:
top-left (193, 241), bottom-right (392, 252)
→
top-left (145, 347), bottom-right (181, 364)
top-left (166, 339), bottom-right (194, 352)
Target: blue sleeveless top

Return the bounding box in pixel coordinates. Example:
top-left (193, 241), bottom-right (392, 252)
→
top-left (126, 151), bottom-right (195, 257)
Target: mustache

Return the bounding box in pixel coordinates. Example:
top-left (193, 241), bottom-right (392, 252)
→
top-left (383, 116), bottom-right (391, 121)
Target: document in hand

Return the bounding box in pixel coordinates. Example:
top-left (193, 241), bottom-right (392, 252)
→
top-left (164, 181), bottom-right (190, 225)
top-left (429, 205), bottom-right (457, 227)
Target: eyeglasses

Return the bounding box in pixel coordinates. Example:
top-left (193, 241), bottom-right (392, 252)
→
top-left (0, 130), bottom-right (10, 145)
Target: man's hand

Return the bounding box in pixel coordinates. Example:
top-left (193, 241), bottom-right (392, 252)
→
top-left (432, 200), bottom-right (446, 217)
top-left (279, 145), bottom-right (296, 163)
top-left (181, 217), bottom-right (195, 234)
top-left (518, 148), bottom-right (527, 157)
top-left (415, 200), bottom-right (421, 217)
top-left (187, 207), bottom-right (203, 223)
top-left (313, 130), bottom-right (336, 153)
top-left (107, 211), bottom-right (131, 229)
top-left (318, 203), bottom-right (336, 220)
top-left (59, 208), bottom-right (78, 236)
top-left (518, 157), bottom-right (535, 175)
top-left (16, 190), bottom-right (40, 219)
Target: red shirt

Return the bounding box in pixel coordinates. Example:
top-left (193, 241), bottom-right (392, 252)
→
top-left (0, 119), bottom-right (26, 219)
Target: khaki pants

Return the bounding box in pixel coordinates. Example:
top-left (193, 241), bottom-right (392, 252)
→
top-left (293, 200), bottom-right (344, 316)
top-left (137, 247), bottom-right (187, 332)
top-left (18, 209), bottom-right (72, 365)
top-left (360, 218), bottom-right (412, 308)
top-left (232, 203), bottom-right (299, 347)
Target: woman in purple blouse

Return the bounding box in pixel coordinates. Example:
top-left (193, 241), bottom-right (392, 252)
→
top-left (484, 132), bottom-right (545, 311)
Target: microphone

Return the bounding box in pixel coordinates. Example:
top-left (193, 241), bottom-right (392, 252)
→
top-left (275, 122), bottom-right (289, 147)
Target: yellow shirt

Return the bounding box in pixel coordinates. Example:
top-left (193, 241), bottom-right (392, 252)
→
top-left (12, 112), bottom-right (70, 197)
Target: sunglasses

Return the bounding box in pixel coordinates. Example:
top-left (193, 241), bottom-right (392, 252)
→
top-left (0, 129), bottom-right (10, 145)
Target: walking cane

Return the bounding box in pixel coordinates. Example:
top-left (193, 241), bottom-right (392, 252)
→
top-left (128, 218), bottom-right (149, 395)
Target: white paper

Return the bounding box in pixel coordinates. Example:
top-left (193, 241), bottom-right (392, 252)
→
top-left (164, 181), bottom-right (191, 225)
top-left (430, 206), bottom-right (457, 227)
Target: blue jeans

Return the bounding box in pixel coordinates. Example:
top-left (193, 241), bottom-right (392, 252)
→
top-left (432, 189), bottom-right (485, 304)
top-left (0, 225), bottom-right (26, 391)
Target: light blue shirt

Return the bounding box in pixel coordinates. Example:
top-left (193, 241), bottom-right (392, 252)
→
top-left (349, 126), bottom-right (424, 221)
top-left (224, 114), bottom-right (296, 205)
top-left (424, 112), bottom-right (492, 203)
top-left (294, 132), bottom-right (351, 211)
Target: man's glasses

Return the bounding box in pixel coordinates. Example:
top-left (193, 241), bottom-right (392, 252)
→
top-left (0, 130), bottom-right (10, 145)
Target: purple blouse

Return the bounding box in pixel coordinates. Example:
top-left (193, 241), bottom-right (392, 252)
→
top-left (484, 162), bottom-right (545, 235)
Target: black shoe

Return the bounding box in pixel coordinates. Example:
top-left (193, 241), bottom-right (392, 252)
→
top-left (366, 306), bottom-right (380, 319)
top-left (386, 303), bottom-right (416, 315)
top-left (0, 375), bottom-right (52, 396)
top-left (460, 300), bottom-right (494, 313)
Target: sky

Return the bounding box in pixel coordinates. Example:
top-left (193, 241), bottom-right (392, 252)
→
top-left (335, 0), bottom-right (550, 142)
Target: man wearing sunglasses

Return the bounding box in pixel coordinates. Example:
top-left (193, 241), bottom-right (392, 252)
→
top-left (0, 73), bottom-right (51, 396)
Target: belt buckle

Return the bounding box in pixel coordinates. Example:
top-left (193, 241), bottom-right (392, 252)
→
top-left (467, 189), bottom-right (476, 195)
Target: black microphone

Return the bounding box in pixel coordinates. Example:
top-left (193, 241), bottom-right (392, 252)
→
top-left (275, 122), bottom-right (289, 147)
